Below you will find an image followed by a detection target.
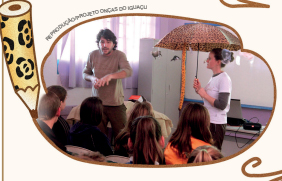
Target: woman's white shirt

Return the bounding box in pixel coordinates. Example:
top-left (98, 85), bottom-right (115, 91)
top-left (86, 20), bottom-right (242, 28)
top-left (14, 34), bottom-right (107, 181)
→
top-left (203, 72), bottom-right (232, 124)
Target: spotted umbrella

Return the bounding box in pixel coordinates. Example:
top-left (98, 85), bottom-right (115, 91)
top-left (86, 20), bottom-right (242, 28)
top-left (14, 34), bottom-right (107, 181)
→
top-left (154, 23), bottom-right (241, 110)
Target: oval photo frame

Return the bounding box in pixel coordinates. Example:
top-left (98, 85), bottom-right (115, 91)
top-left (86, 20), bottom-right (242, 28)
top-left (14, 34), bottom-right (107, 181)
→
top-left (38, 14), bottom-right (276, 168)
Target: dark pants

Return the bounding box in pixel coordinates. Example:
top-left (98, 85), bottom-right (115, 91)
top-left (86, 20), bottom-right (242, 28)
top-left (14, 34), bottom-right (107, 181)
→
top-left (210, 123), bottom-right (226, 151)
top-left (97, 104), bottom-right (127, 140)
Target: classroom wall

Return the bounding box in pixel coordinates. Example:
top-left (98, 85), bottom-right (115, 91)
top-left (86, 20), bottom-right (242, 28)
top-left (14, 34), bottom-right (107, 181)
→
top-left (155, 17), bottom-right (193, 40)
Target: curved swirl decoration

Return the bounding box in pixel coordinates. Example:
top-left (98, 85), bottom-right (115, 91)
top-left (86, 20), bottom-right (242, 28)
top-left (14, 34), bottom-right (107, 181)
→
top-left (220, 0), bottom-right (270, 8)
top-left (242, 157), bottom-right (282, 181)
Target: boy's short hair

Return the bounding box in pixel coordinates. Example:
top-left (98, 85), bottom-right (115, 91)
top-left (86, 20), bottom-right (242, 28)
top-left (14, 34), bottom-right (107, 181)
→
top-left (38, 91), bottom-right (61, 120)
top-left (47, 85), bottom-right (67, 102)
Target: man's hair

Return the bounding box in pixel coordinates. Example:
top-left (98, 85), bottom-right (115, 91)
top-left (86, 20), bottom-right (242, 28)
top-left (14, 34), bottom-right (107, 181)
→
top-left (96, 28), bottom-right (117, 50)
top-left (47, 85), bottom-right (67, 102)
top-left (80, 97), bottom-right (103, 126)
top-left (38, 91), bottom-right (61, 120)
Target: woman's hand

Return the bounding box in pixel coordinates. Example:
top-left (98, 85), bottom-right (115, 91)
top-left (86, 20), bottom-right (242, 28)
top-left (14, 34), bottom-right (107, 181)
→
top-left (193, 78), bottom-right (216, 107)
top-left (193, 78), bottom-right (201, 93)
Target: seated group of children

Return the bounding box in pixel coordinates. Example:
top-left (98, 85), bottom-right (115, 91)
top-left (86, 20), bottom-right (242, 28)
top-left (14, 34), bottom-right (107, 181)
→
top-left (37, 85), bottom-right (223, 165)
top-left (114, 100), bottom-right (224, 164)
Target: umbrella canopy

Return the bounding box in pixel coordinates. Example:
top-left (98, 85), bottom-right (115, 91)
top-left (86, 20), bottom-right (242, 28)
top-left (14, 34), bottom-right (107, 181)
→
top-left (154, 23), bottom-right (241, 52)
top-left (154, 23), bottom-right (241, 110)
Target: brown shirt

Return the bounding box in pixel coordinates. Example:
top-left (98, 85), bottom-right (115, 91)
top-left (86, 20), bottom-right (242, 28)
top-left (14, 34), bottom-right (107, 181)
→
top-left (83, 50), bottom-right (132, 106)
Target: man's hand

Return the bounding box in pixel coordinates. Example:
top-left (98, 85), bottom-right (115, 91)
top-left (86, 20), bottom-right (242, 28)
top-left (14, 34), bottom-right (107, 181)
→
top-left (94, 81), bottom-right (100, 89)
top-left (95, 74), bottom-right (113, 88)
top-left (88, 76), bottom-right (99, 89)
top-left (83, 73), bottom-right (100, 89)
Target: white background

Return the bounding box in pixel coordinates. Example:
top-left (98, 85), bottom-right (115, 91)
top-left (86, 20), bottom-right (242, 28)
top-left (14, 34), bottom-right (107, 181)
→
top-left (1, 0), bottom-right (282, 180)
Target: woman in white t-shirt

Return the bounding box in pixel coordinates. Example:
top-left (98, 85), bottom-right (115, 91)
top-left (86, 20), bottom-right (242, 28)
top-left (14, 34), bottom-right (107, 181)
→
top-left (193, 48), bottom-right (234, 150)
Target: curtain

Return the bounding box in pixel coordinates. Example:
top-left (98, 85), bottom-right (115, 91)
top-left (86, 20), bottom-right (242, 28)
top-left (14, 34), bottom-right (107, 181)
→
top-left (116, 16), bottom-right (156, 89)
top-left (57, 16), bottom-right (156, 89)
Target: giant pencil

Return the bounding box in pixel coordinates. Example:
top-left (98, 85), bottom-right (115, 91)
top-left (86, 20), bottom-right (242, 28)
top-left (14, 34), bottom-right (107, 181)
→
top-left (0, 0), bottom-right (40, 118)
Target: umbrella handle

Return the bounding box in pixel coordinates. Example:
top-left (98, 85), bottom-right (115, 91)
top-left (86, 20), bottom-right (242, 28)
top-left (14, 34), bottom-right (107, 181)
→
top-left (195, 43), bottom-right (199, 79)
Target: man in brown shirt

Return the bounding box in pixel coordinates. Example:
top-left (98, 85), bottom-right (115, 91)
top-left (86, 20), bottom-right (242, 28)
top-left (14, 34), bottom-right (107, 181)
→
top-left (83, 28), bottom-right (132, 140)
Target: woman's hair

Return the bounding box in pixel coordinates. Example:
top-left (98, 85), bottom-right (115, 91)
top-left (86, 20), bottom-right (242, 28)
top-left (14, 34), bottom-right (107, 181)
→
top-left (211, 48), bottom-right (234, 68)
top-left (130, 116), bottom-right (164, 164)
top-left (38, 92), bottom-right (61, 120)
top-left (47, 85), bottom-right (67, 102)
top-left (168, 103), bottom-right (213, 158)
top-left (114, 101), bottom-right (154, 156)
top-left (187, 145), bottom-right (224, 163)
top-left (126, 101), bottom-right (155, 132)
top-left (96, 28), bottom-right (117, 50)
top-left (80, 97), bottom-right (103, 126)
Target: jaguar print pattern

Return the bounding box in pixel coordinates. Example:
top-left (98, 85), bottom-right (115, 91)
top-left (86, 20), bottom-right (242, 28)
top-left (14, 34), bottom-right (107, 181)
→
top-left (155, 23), bottom-right (241, 52)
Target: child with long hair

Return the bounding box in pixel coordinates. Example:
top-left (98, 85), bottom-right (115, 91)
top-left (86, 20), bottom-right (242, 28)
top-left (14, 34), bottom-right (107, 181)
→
top-left (68, 97), bottom-right (113, 156)
top-left (128, 116), bottom-right (165, 164)
top-left (164, 103), bottom-right (213, 165)
top-left (187, 145), bottom-right (224, 163)
top-left (114, 101), bottom-right (154, 157)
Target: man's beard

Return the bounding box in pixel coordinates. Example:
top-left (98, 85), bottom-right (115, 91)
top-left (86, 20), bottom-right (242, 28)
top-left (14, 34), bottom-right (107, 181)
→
top-left (100, 48), bottom-right (113, 55)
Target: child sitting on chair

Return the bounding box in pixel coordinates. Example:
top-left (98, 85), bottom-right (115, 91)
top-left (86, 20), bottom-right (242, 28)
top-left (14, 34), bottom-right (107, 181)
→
top-left (68, 97), bottom-right (113, 156)
top-left (127, 116), bottom-right (165, 165)
top-left (47, 85), bottom-right (70, 147)
top-left (114, 101), bottom-right (154, 157)
top-left (164, 103), bottom-right (213, 165)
